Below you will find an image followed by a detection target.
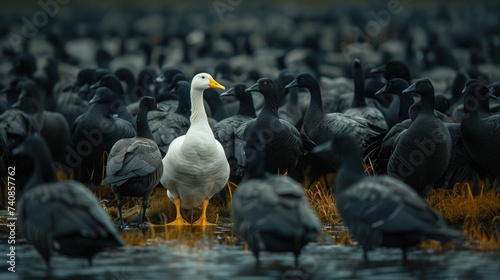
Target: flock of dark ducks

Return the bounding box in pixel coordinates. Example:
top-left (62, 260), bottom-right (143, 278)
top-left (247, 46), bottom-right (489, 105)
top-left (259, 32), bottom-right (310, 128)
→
top-left (1, 1), bottom-right (499, 269)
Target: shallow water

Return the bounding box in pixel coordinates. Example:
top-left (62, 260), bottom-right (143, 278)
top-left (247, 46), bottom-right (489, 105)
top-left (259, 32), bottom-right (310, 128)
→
top-left (1, 217), bottom-right (499, 280)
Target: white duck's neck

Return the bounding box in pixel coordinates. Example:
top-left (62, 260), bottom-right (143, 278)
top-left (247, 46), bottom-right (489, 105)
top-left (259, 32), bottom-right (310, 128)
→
top-left (189, 87), bottom-right (210, 127)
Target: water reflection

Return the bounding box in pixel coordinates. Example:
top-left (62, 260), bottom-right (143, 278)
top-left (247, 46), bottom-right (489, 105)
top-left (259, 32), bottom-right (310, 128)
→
top-left (1, 221), bottom-right (499, 279)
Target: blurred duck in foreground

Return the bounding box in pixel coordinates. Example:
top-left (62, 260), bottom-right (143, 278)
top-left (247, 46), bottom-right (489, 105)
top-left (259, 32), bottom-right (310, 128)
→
top-left (14, 136), bottom-right (124, 267)
top-left (313, 135), bottom-right (463, 262)
top-left (232, 130), bottom-right (322, 267)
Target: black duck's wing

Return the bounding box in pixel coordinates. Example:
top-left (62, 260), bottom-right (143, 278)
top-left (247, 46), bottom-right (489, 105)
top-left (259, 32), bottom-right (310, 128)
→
top-left (279, 119), bottom-right (304, 152)
top-left (148, 111), bottom-right (189, 154)
top-left (103, 138), bottom-right (162, 186)
top-left (213, 116), bottom-right (252, 158)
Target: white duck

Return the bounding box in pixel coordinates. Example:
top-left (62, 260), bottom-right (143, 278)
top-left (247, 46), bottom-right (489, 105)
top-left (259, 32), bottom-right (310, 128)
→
top-left (160, 73), bottom-right (230, 226)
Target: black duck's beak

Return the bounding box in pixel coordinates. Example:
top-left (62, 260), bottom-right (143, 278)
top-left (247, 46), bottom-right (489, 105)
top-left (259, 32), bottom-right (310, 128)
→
top-left (245, 82), bottom-right (259, 93)
top-left (370, 64), bottom-right (386, 74)
top-left (89, 80), bottom-right (101, 90)
top-left (312, 140), bottom-right (333, 155)
top-left (220, 87), bottom-right (236, 97)
top-left (489, 89), bottom-right (499, 100)
top-left (374, 85), bottom-right (388, 97)
top-left (285, 79), bottom-right (298, 89)
top-left (402, 83), bottom-right (416, 94)
top-left (10, 100), bottom-right (21, 109)
top-left (89, 94), bottom-right (101, 104)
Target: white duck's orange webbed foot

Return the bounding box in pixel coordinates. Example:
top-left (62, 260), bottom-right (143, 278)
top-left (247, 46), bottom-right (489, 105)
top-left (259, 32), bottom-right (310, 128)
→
top-left (168, 198), bottom-right (190, 226)
top-left (192, 199), bottom-right (215, 226)
top-left (167, 217), bottom-right (190, 226)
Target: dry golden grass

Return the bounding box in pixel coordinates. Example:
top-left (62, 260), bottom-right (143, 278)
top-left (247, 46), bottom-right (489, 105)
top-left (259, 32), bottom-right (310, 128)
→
top-left (427, 182), bottom-right (500, 251)
top-left (427, 182), bottom-right (500, 227)
top-left (304, 178), bottom-right (341, 226)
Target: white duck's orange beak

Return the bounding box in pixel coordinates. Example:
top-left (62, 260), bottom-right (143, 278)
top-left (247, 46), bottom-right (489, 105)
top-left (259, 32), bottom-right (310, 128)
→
top-left (209, 77), bottom-right (225, 90)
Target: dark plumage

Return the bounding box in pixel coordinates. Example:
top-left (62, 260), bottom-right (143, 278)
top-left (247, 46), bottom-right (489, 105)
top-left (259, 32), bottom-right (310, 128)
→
top-left (370, 60), bottom-right (412, 84)
top-left (409, 96), bottom-right (455, 123)
top-left (244, 78), bottom-right (305, 177)
top-left (155, 65), bottom-right (183, 96)
top-left (56, 79), bottom-right (90, 128)
top-left (148, 80), bottom-right (191, 155)
top-left (204, 87), bottom-right (229, 123)
top-left (387, 78), bottom-right (452, 196)
top-left (313, 135), bottom-right (463, 262)
top-left (286, 72), bottom-right (380, 154)
top-left (70, 87), bottom-right (135, 191)
top-left (452, 79), bottom-right (495, 122)
top-left (90, 74), bottom-right (136, 129)
top-left (363, 78), bottom-right (414, 174)
top-left (213, 83), bottom-right (256, 182)
top-left (13, 136), bottom-right (124, 267)
top-left (72, 68), bottom-right (95, 100)
top-left (344, 59), bottom-right (388, 129)
top-left (115, 68), bottom-right (137, 104)
top-left (369, 79), bottom-right (407, 129)
top-left (461, 82), bottom-right (500, 177)
top-left (374, 78), bottom-right (413, 124)
top-left (0, 109), bottom-right (38, 150)
top-left (276, 70), bottom-right (303, 129)
top-left (102, 96), bottom-right (163, 229)
top-left (232, 130), bottom-right (321, 266)
top-left (11, 80), bottom-right (71, 165)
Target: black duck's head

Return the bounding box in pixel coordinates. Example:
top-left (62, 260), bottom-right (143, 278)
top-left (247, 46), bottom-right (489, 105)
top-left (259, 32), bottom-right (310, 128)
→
top-left (92, 68), bottom-right (112, 84)
top-left (489, 82), bottom-right (500, 98)
top-left (137, 68), bottom-right (156, 87)
top-left (89, 87), bottom-right (119, 104)
top-left (463, 82), bottom-right (493, 113)
top-left (461, 79), bottom-right (483, 95)
top-left (403, 78), bottom-right (433, 96)
top-left (90, 74), bottom-right (123, 95)
top-left (375, 78), bottom-right (410, 96)
top-left (285, 72), bottom-right (316, 89)
top-left (115, 68), bottom-right (135, 83)
top-left (73, 68), bottom-right (95, 92)
top-left (221, 83), bottom-right (247, 98)
top-left (370, 61), bottom-right (410, 83)
top-left (11, 80), bottom-right (42, 113)
top-left (156, 65), bottom-right (182, 84)
top-left (139, 96), bottom-right (158, 111)
top-left (246, 78), bottom-right (276, 95)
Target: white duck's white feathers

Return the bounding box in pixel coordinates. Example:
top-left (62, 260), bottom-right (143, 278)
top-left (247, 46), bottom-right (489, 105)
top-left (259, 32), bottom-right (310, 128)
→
top-left (160, 73), bottom-right (230, 210)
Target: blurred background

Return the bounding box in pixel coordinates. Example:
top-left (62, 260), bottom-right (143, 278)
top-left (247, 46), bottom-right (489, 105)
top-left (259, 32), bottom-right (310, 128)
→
top-left (1, 0), bottom-right (499, 84)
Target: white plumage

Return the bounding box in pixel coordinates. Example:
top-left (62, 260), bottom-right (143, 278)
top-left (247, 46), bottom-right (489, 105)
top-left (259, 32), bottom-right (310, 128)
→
top-left (160, 73), bottom-right (230, 226)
